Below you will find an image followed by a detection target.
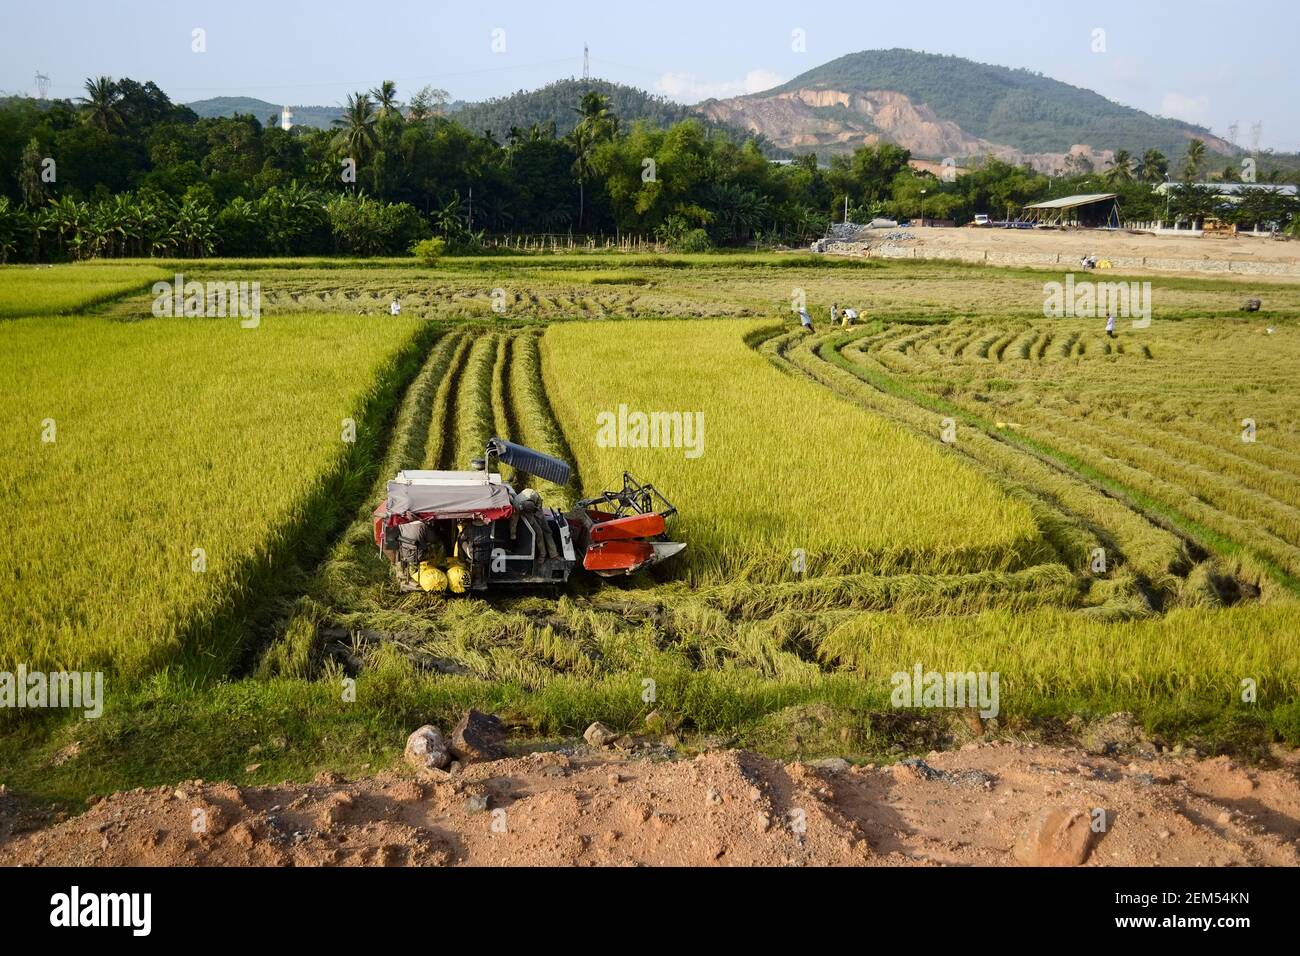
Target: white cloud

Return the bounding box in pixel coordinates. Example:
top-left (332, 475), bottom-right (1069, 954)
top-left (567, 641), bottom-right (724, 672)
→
top-left (654, 69), bottom-right (785, 103)
top-left (1160, 92), bottom-right (1210, 125)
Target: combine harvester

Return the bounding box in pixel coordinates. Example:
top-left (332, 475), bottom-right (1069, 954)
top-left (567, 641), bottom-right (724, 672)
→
top-left (373, 438), bottom-right (684, 593)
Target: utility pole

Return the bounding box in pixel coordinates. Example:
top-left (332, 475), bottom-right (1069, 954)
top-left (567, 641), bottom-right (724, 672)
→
top-left (34, 71), bottom-right (50, 99)
top-left (583, 44), bottom-right (590, 84)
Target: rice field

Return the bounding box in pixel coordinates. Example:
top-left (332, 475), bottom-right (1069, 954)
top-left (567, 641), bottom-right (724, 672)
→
top-left (0, 263), bottom-right (170, 317)
top-left (819, 316), bottom-right (1300, 591)
top-left (5, 255), bottom-right (1300, 801)
top-left (0, 310), bottom-right (428, 678)
top-left (542, 319), bottom-right (1049, 582)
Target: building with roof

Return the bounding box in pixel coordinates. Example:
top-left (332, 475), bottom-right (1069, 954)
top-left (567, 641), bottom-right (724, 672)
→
top-left (1153, 182), bottom-right (1297, 198)
top-left (1022, 193), bottom-right (1120, 228)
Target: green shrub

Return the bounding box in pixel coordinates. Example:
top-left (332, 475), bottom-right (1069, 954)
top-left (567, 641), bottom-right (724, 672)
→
top-left (673, 228), bottom-right (713, 253)
top-left (411, 237), bottom-right (447, 265)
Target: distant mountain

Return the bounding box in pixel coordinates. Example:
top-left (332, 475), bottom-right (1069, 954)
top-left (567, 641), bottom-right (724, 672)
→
top-left (185, 81), bottom-right (773, 147)
top-left (700, 49), bottom-right (1237, 172)
top-left (185, 96), bottom-right (341, 129)
top-left (447, 78), bottom-right (778, 149)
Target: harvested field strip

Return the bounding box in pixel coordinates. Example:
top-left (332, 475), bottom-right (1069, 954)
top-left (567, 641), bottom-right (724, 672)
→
top-left (491, 333), bottom-right (517, 481)
top-left (767, 328), bottom-right (1189, 597)
top-left (824, 323), bottom-right (1300, 595)
top-left (1004, 414), bottom-right (1300, 581)
top-left (454, 334), bottom-right (498, 471)
top-left (1012, 406), bottom-right (1300, 545)
top-left (543, 319), bottom-right (1048, 583)
top-left (1045, 406), bottom-right (1300, 513)
top-left (813, 604), bottom-right (1300, 707)
top-left (616, 563), bottom-right (1084, 618)
top-left (423, 333), bottom-right (475, 471)
top-left (382, 330), bottom-right (454, 474)
top-left (509, 332), bottom-right (579, 507)
top-left (1162, 419), bottom-right (1300, 478)
top-left (279, 579), bottom-right (1300, 715)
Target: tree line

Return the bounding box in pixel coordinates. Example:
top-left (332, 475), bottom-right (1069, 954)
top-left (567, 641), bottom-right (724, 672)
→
top-left (1, 76), bottom-right (1297, 263)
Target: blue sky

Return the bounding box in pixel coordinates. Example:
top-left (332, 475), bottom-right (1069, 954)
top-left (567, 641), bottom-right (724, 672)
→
top-left (3, 0), bottom-right (1297, 150)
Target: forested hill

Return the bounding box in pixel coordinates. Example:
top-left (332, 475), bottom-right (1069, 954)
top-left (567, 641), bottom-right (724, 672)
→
top-left (446, 78), bottom-right (777, 149)
top-left (185, 96), bottom-right (342, 129)
top-left (766, 48), bottom-right (1232, 159)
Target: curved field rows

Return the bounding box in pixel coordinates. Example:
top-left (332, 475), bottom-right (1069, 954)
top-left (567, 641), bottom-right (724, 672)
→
top-left (834, 317), bottom-right (1300, 591)
top-left (770, 327), bottom-right (1188, 588)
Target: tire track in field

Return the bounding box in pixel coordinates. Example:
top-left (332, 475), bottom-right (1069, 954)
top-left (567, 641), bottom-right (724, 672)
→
top-left (383, 329), bottom-right (459, 473)
top-left (512, 329), bottom-right (583, 507)
top-left (492, 331), bottom-right (528, 487)
top-left (426, 332), bottom-right (476, 471)
top-left (451, 333), bottom-right (498, 472)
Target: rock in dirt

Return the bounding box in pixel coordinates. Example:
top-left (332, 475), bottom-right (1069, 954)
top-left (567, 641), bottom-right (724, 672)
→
top-left (1016, 807), bottom-right (1095, 867)
top-left (584, 722), bottom-right (619, 748)
top-left (405, 725), bottom-right (451, 772)
top-left (894, 758), bottom-right (946, 782)
top-left (450, 710), bottom-right (506, 763)
top-left (808, 757), bottom-right (852, 773)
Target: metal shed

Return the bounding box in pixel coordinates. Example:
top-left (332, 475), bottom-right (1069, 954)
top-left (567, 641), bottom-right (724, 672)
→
top-left (1023, 193), bottom-right (1121, 228)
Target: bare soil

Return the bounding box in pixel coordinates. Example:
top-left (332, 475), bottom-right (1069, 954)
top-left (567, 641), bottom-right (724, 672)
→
top-left (3, 742), bottom-right (1298, 867)
top-left (889, 225), bottom-right (1300, 281)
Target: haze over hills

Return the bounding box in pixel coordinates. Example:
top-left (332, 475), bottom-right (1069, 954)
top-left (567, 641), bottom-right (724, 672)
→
top-left (701, 49), bottom-right (1237, 172)
top-left (184, 49), bottom-right (1253, 172)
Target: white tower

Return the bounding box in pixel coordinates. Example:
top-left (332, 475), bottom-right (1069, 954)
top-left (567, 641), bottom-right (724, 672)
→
top-left (280, 106), bottom-right (293, 131)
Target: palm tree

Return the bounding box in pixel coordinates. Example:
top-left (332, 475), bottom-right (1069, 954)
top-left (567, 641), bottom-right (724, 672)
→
top-left (568, 92), bottom-right (618, 229)
top-left (331, 93), bottom-right (379, 184)
top-left (79, 76), bottom-right (123, 131)
top-left (1182, 139), bottom-right (1206, 182)
top-left (370, 81), bottom-right (400, 117)
top-left (1105, 149), bottom-right (1134, 185)
top-left (1139, 149), bottom-right (1169, 185)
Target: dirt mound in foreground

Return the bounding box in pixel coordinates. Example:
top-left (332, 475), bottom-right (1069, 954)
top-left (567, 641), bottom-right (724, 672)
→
top-left (3, 743), bottom-right (1298, 867)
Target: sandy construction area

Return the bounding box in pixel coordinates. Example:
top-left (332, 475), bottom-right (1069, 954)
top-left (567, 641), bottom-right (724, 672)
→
top-left (850, 225), bottom-right (1300, 282)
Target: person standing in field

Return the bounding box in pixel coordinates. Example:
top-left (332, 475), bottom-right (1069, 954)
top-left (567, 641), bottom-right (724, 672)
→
top-left (1106, 313), bottom-right (1116, 338)
top-left (843, 307), bottom-right (857, 327)
top-left (799, 308), bottom-right (814, 333)
top-left (830, 303), bottom-right (840, 326)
